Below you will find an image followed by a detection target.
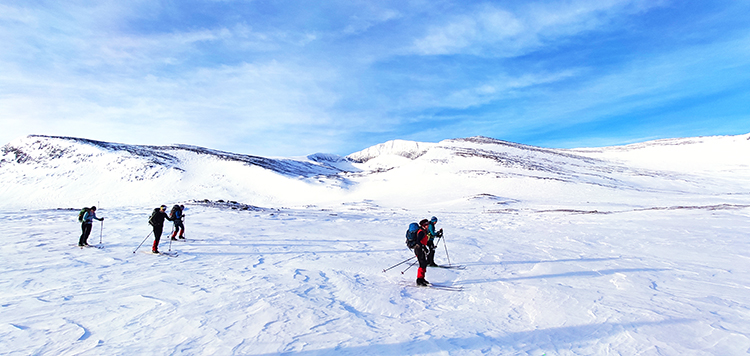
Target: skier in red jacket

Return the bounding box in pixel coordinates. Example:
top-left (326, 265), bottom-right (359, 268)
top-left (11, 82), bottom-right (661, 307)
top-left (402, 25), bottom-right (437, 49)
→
top-left (414, 219), bottom-right (431, 286)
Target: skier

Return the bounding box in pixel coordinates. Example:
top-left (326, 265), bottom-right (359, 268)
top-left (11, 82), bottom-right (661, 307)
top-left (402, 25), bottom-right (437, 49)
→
top-left (148, 205), bottom-right (174, 253)
top-left (425, 216), bottom-right (443, 267)
top-left (169, 205), bottom-right (186, 240)
top-left (414, 219), bottom-right (431, 286)
top-left (79, 206), bottom-right (104, 246)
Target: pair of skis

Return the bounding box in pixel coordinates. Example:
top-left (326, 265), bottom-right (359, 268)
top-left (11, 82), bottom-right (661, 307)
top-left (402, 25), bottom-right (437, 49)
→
top-left (432, 264), bottom-right (466, 270)
top-left (400, 281), bottom-right (464, 291)
top-left (418, 264), bottom-right (465, 291)
top-left (395, 263), bottom-right (467, 291)
top-left (73, 244), bottom-right (178, 257)
top-left (143, 250), bottom-right (179, 257)
top-left (73, 244), bottom-right (104, 249)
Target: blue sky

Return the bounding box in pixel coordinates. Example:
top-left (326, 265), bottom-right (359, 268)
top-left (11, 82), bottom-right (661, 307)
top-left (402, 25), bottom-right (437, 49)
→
top-left (1, 0), bottom-right (749, 156)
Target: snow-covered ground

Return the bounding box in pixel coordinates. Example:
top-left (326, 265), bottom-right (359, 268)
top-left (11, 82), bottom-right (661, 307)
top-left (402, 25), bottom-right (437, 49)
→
top-left (1, 134), bottom-right (749, 355)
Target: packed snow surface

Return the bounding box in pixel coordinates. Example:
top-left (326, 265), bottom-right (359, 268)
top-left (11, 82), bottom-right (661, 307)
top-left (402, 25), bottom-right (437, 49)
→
top-left (1, 133), bottom-right (749, 355)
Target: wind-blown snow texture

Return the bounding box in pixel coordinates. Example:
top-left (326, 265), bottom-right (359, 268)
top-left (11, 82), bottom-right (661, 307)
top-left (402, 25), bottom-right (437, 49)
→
top-left (1, 133), bottom-right (749, 355)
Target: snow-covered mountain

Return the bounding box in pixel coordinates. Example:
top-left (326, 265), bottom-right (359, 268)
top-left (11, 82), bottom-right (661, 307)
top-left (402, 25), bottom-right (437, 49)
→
top-left (0, 135), bottom-right (347, 209)
top-left (1, 133), bottom-right (749, 210)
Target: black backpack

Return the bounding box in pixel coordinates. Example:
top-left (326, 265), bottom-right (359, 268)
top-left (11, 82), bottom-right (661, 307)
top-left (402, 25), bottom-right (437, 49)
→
top-left (405, 223), bottom-right (420, 249)
top-left (148, 208), bottom-right (160, 226)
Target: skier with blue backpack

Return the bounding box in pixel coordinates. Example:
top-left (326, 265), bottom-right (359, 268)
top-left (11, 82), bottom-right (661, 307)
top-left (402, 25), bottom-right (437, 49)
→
top-left (169, 205), bottom-right (185, 240)
top-left (406, 219), bottom-right (432, 286)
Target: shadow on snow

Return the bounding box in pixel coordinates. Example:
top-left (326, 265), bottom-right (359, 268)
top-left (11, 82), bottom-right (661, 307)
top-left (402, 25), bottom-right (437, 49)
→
top-left (249, 318), bottom-right (693, 356)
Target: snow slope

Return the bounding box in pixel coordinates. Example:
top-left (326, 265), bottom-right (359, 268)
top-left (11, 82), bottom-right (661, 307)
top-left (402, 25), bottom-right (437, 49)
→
top-left (1, 133), bottom-right (749, 355)
top-left (0, 135), bottom-right (348, 209)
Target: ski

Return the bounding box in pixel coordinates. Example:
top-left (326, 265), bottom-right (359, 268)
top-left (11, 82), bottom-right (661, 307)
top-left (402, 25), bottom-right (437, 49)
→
top-left (400, 282), bottom-right (463, 291)
top-left (432, 264), bottom-right (466, 270)
top-left (72, 244), bottom-right (104, 249)
top-left (141, 251), bottom-right (179, 257)
top-left (424, 283), bottom-right (463, 291)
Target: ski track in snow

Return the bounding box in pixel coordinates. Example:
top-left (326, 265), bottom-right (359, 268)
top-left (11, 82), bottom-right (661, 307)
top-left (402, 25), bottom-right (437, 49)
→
top-left (1, 204), bottom-right (749, 355)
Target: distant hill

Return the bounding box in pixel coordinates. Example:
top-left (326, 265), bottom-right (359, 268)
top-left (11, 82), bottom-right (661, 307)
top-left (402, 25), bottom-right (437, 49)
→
top-left (1, 133), bottom-right (748, 210)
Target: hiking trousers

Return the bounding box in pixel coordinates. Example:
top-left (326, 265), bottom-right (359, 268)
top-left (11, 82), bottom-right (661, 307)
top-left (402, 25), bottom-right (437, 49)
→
top-left (79, 223), bottom-right (93, 246)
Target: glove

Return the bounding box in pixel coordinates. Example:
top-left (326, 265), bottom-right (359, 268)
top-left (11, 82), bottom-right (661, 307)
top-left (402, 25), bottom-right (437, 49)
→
top-left (437, 229), bottom-right (443, 237)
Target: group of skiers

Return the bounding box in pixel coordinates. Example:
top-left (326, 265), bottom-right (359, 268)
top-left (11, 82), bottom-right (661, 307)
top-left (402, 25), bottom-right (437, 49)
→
top-left (78, 204), bottom-right (445, 286)
top-left (410, 216), bottom-right (444, 286)
top-left (147, 204), bottom-right (186, 253)
top-left (77, 204), bottom-right (186, 254)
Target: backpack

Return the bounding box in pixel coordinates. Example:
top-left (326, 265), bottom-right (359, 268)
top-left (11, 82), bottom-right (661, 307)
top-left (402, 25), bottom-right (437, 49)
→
top-left (148, 208), bottom-right (160, 226)
top-left (405, 222), bottom-right (420, 249)
top-left (169, 205), bottom-right (180, 219)
top-left (78, 207), bottom-right (89, 222)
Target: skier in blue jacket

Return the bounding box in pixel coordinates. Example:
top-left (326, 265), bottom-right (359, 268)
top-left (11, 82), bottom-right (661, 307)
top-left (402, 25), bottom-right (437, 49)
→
top-left (79, 206), bottom-right (104, 246)
top-left (425, 216), bottom-right (443, 267)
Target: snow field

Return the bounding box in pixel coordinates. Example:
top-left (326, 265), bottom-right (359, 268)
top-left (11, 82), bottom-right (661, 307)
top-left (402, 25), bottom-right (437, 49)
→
top-left (1, 201), bottom-right (749, 355)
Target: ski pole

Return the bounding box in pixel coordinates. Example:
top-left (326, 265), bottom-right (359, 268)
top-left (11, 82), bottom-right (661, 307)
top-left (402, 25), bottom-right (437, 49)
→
top-left (401, 260), bottom-right (418, 274)
top-left (443, 233), bottom-right (452, 266)
top-left (133, 231), bottom-right (153, 254)
top-left (168, 225), bottom-right (175, 252)
top-left (433, 235), bottom-right (442, 248)
top-left (382, 255), bottom-right (416, 273)
top-left (98, 201), bottom-right (102, 244)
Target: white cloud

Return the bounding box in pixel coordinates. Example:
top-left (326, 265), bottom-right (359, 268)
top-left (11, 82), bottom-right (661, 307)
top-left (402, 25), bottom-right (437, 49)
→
top-left (412, 0), bottom-right (666, 57)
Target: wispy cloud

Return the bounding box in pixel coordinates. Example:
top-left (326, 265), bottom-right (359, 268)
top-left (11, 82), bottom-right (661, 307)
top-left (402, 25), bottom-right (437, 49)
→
top-left (411, 0), bottom-right (667, 57)
top-left (1, 0), bottom-right (748, 155)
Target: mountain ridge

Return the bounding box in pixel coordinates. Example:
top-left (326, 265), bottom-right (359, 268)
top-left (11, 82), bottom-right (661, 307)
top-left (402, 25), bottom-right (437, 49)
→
top-left (1, 133), bottom-right (748, 210)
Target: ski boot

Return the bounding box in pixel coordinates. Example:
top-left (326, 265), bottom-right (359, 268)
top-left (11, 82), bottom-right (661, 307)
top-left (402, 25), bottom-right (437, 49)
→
top-left (416, 278), bottom-right (430, 286)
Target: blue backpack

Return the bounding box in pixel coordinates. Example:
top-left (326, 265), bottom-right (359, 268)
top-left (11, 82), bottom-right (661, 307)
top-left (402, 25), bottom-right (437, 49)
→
top-left (405, 223), bottom-right (420, 249)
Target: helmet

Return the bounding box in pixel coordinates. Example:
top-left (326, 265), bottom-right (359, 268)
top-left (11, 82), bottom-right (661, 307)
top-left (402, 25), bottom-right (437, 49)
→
top-left (419, 219), bottom-right (429, 226)
top-left (430, 216), bottom-right (438, 223)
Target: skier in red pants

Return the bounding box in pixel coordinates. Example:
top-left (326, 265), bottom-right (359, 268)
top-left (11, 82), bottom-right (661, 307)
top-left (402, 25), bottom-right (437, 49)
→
top-left (414, 219), bottom-right (431, 286)
top-left (148, 205), bottom-right (173, 253)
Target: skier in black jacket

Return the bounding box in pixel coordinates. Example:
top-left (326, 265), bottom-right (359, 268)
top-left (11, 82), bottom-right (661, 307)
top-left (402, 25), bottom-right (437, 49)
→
top-left (148, 205), bottom-right (173, 253)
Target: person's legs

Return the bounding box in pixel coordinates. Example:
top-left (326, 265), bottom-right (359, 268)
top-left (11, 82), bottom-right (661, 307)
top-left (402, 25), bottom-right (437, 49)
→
top-left (79, 223), bottom-right (88, 246)
top-left (81, 223), bottom-right (93, 245)
top-left (426, 241), bottom-right (437, 266)
top-left (415, 246), bottom-right (429, 285)
top-left (152, 226), bottom-right (163, 252)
